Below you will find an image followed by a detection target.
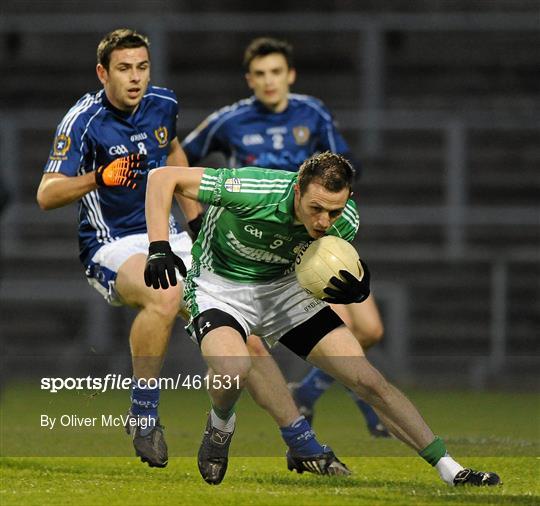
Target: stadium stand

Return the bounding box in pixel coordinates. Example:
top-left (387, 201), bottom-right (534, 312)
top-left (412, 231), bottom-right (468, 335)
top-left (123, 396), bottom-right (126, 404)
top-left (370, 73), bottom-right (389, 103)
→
top-left (0, 5), bottom-right (538, 388)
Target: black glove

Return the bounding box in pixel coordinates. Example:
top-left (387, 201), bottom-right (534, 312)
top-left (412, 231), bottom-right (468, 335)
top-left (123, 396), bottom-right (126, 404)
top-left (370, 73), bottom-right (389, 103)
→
top-left (144, 240), bottom-right (187, 289)
top-left (95, 153), bottom-right (146, 189)
top-left (187, 213), bottom-right (204, 240)
top-left (322, 259), bottom-right (371, 304)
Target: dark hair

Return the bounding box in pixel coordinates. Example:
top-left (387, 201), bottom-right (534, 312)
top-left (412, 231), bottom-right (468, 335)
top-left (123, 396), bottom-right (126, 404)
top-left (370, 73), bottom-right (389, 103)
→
top-left (97, 28), bottom-right (150, 70)
top-left (297, 152), bottom-right (354, 196)
top-left (243, 37), bottom-right (293, 70)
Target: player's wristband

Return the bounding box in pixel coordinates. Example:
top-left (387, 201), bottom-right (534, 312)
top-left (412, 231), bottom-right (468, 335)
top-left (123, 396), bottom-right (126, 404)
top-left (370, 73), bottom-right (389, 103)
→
top-left (148, 240), bottom-right (173, 256)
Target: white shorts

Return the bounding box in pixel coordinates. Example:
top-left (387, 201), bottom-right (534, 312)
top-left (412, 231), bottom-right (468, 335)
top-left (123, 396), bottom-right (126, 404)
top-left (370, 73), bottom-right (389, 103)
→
top-left (86, 232), bottom-right (193, 306)
top-left (185, 268), bottom-right (328, 347)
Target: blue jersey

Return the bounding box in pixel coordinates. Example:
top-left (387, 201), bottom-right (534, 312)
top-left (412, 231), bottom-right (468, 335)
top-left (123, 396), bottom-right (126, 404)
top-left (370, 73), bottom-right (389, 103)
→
top-left (44, 85), bottom-right (181, 265)
top-left (182, 94), bottom-right (351, 171)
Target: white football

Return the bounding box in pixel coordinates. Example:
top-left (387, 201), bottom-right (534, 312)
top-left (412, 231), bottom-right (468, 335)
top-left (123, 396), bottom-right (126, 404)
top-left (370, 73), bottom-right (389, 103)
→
top-left (295, 236), bottom-right (363, 300)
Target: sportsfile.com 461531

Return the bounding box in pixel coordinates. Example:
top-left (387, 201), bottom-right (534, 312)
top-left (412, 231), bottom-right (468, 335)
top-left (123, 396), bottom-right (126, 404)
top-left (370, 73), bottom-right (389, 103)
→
top-left (40, 374), bottom-right (240, 393)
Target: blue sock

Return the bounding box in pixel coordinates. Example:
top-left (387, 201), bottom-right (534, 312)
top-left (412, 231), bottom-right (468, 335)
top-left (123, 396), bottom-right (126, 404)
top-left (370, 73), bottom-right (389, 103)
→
top-left (295, 368), bottom-right (335, 408)
top-left (130, 377), bottom-right (159, 419)
top-left (348, 390), bottom-right (381, 427)
top-left (280, 416), bottom-right (327, 456)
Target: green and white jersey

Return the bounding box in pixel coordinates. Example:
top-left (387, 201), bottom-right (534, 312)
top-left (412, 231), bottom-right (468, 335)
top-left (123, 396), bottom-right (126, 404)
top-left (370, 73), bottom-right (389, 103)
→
top-left (191, 167), bottom-right (359, 283)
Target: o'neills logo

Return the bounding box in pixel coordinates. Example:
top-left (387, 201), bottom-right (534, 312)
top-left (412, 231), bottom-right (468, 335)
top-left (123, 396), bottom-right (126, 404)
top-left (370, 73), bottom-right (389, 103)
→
top-left (295, 241), bottom-right (312, 265)
top-left (303, 299), bottom-right (323, 312)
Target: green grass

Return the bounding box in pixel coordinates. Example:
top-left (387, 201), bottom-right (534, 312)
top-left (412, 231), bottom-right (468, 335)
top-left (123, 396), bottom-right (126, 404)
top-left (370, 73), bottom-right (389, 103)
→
top-left (1, 383), bottom-right (539, 505)
top-left (1, 457), bottom-right (538, 505)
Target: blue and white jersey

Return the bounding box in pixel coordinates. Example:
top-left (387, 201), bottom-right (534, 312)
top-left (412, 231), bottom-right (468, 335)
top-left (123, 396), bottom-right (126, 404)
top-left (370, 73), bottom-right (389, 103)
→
top-left (44, 85), bottom-right (181, 265)
top-left (182, 94), bottom-right (352, 171)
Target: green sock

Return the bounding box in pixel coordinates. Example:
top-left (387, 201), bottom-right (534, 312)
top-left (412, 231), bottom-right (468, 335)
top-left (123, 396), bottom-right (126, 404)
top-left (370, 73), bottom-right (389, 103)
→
top-left (210, 405), bottom-right (236, 433)
top-left (212, 404), bottom-right (235, 421)
top-left (419, 436), bottom-right (447, 466)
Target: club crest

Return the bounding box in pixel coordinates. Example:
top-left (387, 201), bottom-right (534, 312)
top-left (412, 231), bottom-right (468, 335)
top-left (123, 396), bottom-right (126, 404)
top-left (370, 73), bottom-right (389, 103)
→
top-left (293, 126), bottom-right (310, 145)
top-left (51, 134), bottom-right (71, 158)
top-left (154, 126), bottom-right (168, 147)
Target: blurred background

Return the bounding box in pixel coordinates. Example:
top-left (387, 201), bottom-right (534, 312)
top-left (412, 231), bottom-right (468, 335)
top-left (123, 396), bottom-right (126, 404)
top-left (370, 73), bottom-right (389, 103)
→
top-left (0, 0), bottom-right (539, 391)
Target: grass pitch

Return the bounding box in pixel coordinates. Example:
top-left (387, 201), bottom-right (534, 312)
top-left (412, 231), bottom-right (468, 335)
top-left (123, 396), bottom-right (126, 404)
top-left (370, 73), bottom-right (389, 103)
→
top-left (1, 456), bottom-right (537, 506)
top-left (1, 384), bottom-right (539, 505)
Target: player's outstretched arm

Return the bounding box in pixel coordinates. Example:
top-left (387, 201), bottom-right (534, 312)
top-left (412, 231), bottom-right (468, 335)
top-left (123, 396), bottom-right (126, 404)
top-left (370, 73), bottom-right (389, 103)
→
top-left (37, 154), bottom-right (145, 210)
top-left (144, 165), bottom-right (204, 289)
top-left (145, 166), bottom-right (205, 243)
top-left (167, 138), bottom-right (204, 224)
top-left (36, 172), bottom-right (98, 210)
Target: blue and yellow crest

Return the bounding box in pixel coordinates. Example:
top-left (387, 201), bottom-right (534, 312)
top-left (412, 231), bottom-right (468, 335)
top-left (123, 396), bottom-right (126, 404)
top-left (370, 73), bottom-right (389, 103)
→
top-left (154, 126), bottom-right (168, 147)
top-left (52, 134), bottom-right (71, 158)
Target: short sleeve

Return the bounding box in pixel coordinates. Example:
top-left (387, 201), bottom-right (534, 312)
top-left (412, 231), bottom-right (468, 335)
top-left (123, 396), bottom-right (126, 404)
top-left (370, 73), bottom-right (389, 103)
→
top-left (198, 167), bottom-right (293, 212)
top-left (43, 108), bottom-right (91, 177)
top-left (182, 112), bottom-right (229, 165)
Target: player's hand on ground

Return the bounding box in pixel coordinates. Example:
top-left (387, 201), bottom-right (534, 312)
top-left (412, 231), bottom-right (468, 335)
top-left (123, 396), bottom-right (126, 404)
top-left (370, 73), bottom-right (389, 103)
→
top-left (144, 240), bottom-right (187, 289)
top-left (95, 153), bottom-right (146, 189)
top-left (323, 259), bottom-right (371, 304)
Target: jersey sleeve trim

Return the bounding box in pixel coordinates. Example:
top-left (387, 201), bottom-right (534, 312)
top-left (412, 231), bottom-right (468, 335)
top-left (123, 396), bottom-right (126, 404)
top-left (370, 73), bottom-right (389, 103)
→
top-left (289, 94), bottom-right (333, 122)
top-left (143, 92), bottom-right (178, 105)
top-left (56, 94), bottom-right (96, 136)
top-left (44, 95), bottom-right (103, 174)
top-left (198, 168), bottom-right (295, 210)
top-left (201, 107), bottom-right (248, 158)
top-left (289, 94), bottom-right (340, 152)
top-left (183, 99), bottom-right (254, 159)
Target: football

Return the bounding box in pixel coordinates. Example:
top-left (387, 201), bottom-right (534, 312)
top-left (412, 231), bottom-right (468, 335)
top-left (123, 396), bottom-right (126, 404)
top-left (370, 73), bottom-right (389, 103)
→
top-left (295, 236), bottom-right (363, 299)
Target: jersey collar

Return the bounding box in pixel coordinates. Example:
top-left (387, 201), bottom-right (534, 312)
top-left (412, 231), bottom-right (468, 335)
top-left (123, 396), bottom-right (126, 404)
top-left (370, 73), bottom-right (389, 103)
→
top-left (101, 92), bottom-right (140, 120)
top-left (252, 95), bottom-right (290, 115)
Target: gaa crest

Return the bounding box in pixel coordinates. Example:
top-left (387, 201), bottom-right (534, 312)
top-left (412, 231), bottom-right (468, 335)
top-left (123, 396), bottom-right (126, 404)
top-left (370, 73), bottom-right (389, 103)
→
top-left (224, 178), bottom-right (241, 193)
top-left (293, 126), bottom-right (310, 145)
top-left (154, 126), bottom-right (168, 147)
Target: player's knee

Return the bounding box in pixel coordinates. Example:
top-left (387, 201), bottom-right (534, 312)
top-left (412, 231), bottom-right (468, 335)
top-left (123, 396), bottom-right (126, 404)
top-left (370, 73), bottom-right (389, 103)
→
top-left (217, 356), bottom-right (252, 387)
top-left (246, 335), bottom-right (270, 357)
top-left (354, 320), bottom-right (384, 349)
top-left (146, 286), bottom-right (183, 321)
top-left (366, 321), bottom-right (385, 347)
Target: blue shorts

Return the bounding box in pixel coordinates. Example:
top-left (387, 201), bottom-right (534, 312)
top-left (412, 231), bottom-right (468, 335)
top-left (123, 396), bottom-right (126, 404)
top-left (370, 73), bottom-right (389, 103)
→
top-left (85, 232), bottom-right (192, 306)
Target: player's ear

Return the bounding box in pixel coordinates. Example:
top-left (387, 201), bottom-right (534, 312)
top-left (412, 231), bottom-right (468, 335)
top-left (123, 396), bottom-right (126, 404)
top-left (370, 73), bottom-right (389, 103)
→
top-left (96, 63), bottom-right (107, 85)
top-left (245, 72), bottom-right (254, 90)
top-left (288, 67), bottom-right (296, 86)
